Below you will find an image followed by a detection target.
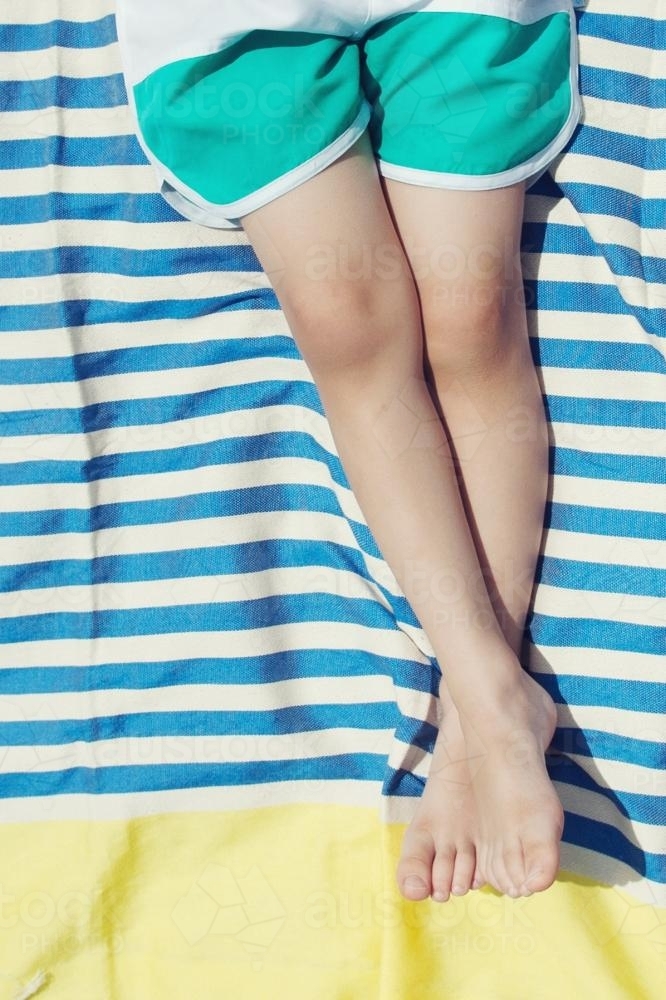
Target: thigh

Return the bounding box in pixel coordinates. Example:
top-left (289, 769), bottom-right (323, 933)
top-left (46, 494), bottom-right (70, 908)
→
top-left (379, 179), bottom-right (526, 302)
top-left (379, 177), bottom-right (531, 376)
top-left (240, 130), bottom-right (422, 375)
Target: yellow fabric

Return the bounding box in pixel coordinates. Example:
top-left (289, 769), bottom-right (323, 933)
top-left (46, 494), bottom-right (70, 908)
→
top-left (1, 806), bottom-right (663, 998)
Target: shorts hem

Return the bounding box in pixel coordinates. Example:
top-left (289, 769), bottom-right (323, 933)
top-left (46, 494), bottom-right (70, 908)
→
top-left (375, 91), bottom-right (580, 192)
top-left (156, 102), bottom-right (373, 230)
top-left (376, 3), bottom-right (582, 193)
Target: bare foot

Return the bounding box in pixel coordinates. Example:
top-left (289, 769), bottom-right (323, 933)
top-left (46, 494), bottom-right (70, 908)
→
top-left (396, 664), bottom-right (563, 902)
top-left (396, 688), bottom-right (485, 902)
top-left (458, 665), bottom-right (563, 898)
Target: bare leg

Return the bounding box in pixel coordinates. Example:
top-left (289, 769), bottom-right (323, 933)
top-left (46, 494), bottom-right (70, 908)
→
top-left (380, 178), bottom-right (562, 900)
top-left (240, 132), bottom-right (561, 902)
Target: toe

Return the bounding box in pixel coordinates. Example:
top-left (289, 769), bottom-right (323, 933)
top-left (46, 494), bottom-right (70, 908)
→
top-left (431, 844), bottom-right (456, 902)
top-left (503, 843), bottom-right (527, 897)
top-left (397, 826), bottom-right (436, 900)
top-left (486, 848), bottom-right (514, 897)
top-left (450, 844), bottom-right (477, 897)
top-left (520, 839), bottom-right (560, 894)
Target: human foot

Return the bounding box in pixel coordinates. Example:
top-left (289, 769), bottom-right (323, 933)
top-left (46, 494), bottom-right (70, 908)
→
top-left (457, 666), bottom-right (563, 898)
top-left (396, 695), bottom-right (486, 903)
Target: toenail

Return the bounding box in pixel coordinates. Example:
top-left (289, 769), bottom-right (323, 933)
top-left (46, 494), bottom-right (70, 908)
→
top-left (432, 890), bottom-right (448, 902)
top-left (404, 876), bottom-right (427, 894)
top-left (451, 885), bottom-right (465, 895)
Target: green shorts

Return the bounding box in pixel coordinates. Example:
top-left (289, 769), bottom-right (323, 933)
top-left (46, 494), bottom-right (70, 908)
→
top-left (115, 1), bottom-right (583, 229)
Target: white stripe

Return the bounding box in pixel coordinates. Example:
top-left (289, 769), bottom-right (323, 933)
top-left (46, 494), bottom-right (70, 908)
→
top-left (534, 584), bottom-right (663, 628)
top-left (2, 105), bottom-right (143, 141)
top-left (1, 728), bottom-right (393, 775)
top-left (1, 48), bottom-right (121, 80)
top-left (0, 780), bottom-right (382, 823)
top-left (559, 843), bottom-right (666, 908)
top-left (542, 530), bottom-right (665, 569)
top-left (0, 213), bottom-right (248, 247)
top-left (0, 357), bottom-right (306, 410)
top-left (552, 423), bottom-right (666, 458)
top-left (529, 645), bottom-right (663, 684)
top-left (550, 476), bottom-right (664, 513)
top-left (578, 95), bottom-right (666, 143)
top-left (0, 675), bottom-right (396, 723)
top-left (559, 706), bottom-right (666, 745)
top-left (0, 1), bottom-right (114, 25)
top-left (0, 567), bottom-right (393, 620)
top-left (579, 35), bottom-right (666, 81)
top-left (0, 621), bottom-right (428, 669)
top-left (0, 406), bottom-right (335, 468)
top-left (0, 456), bottom-right (344, 511)
top-left (553, 154), bottom-right (666, 200)
top-left (0, 271), bottom-right (271, 306)
top-left (540, 367), bottom-right (665, 402)
top-left (532, 311), bottom-right (660, 346)
top-left (0, 314), bottom-right (289, 361)
top-left (0, 509), bottom-right (367, 568)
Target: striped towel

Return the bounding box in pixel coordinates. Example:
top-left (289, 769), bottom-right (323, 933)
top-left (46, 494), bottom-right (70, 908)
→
top-left (0, 1), bottom-right (663, 997)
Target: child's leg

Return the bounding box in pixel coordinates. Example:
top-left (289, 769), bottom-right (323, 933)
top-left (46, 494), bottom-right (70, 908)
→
top-left (379, 180), bottom-right (546, 655)
top-left (379, 178), bottom-right (561, 900)
top-left (241, 131), bottom-right (562, 902)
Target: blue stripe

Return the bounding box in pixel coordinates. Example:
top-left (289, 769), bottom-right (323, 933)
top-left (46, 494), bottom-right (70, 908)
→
top-left (0, 245), bottom-right (262, 281)
top-left (528, 177), bottom-right (666, 231)
top-left (0, 382), bottom-right (321, 441)
top-left (525, 281), bottom-right (666, 339)
top-left (0, 75), bottom-right (126, 112)
top-left (545, 502), bottom-right (666, 541)
top-left (551, 448), bottom-right (666, 485)
top-left (0, 135), bottom-right (146, 170)
top-left (0, 17), bottom-right (118, 52)
top-left (545, 395), bottom-right (665, 429)
top-left (538, 673), bottom-right (665, 713)
top-left (0, 702), bottom-right (396, 746)
top-left (578, 13), bottom-right (666, 51)
top-left (0, 650), bottom-right (436, 696)
top-left (0, 594), bottom-right (399, 645)
top-left (538, 555), bottom-right (665, 597)
top-left (0, 431), bottom-right (344, 488)
top-left (580, 65), bottom-right (666, 109)
top-left (552, 727), bottom-right (665, 769)
top-left (528, 613), bottom-right (665, 656)
top-left (0, 539), bottom-right (370, 593)
top-left (0, 292), bottom-right (279, 333)
top-left (571, 125), bottom-right (665, 169)
top-left (0, 193), bottom-right (180, 225)
top-left (0, 754), bottom-right (388, 799)
top-left (563, 812), bottom-right (664, 884)
top-left (555, 757), bottom-right (664, 829)
top-left (523, 222), bottom-right (666, 284)
top-left (533, 339), bottom-right (665, 375)
top-left (0, 483), bottom-right (338, 537)
top-left (0, 336), bottom-right (294, 383)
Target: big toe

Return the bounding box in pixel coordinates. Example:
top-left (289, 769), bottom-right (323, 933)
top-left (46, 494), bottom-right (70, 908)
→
top-left (520, 840), bottom-right (560, 894)
top-left (397, 827), bottom-right (436, 900)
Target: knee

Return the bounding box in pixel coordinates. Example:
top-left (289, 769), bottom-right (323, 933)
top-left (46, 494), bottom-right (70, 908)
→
top-left (420, 281), bottom-right (526, 382)
top-left (284, 275), bottom-right (421, 381)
